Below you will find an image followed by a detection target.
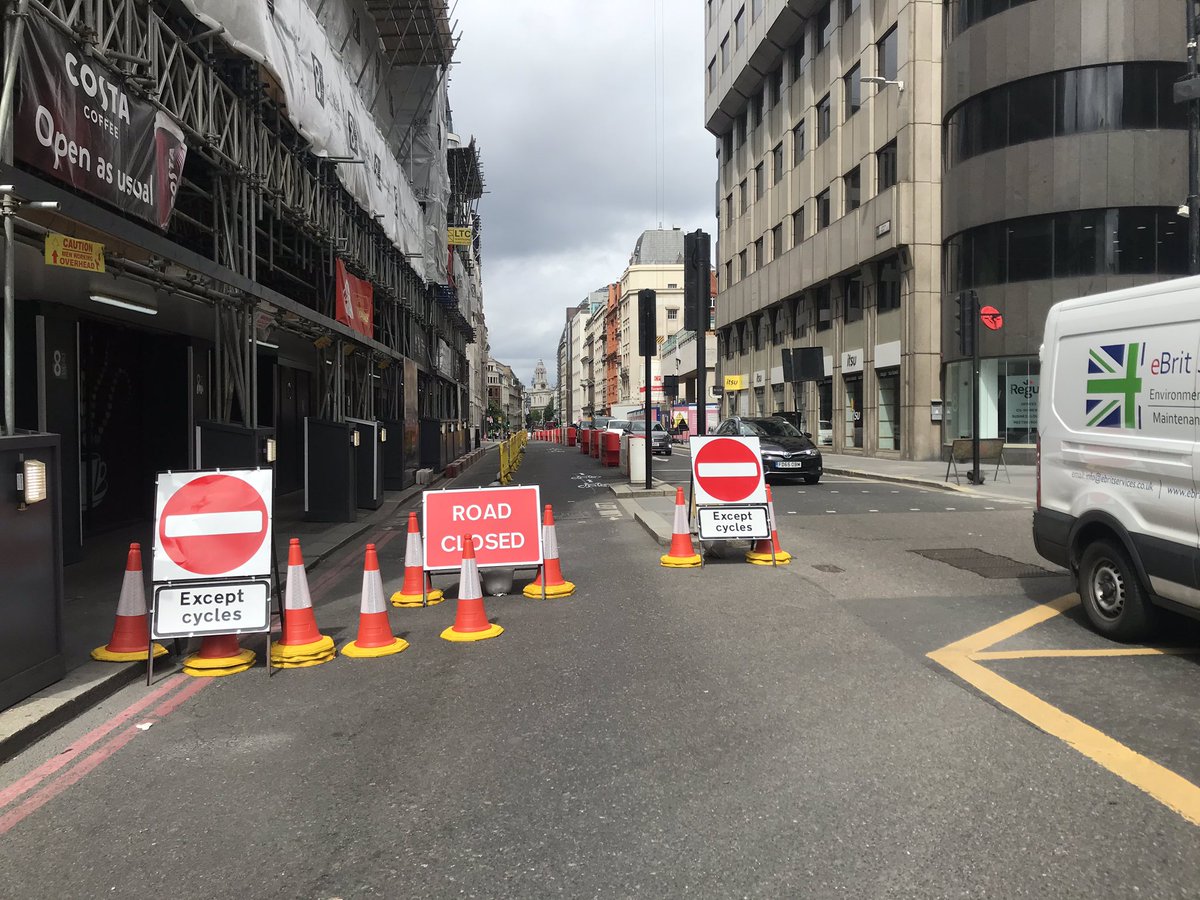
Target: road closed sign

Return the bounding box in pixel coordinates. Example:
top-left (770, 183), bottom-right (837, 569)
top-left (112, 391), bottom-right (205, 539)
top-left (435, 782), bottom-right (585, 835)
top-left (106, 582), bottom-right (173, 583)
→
top-left (151, 469), bottom-right (273, 639)
top-left (690, 436), bottom-right (767, 506)
top-left (423, 485), bottom-right (543, 571)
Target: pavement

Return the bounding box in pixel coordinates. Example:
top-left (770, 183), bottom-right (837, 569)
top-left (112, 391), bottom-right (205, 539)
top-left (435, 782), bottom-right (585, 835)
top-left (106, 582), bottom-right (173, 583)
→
top-left (4, 440), bottom-right (1200, 896)
top-left (0, 445), bottom-right (498, 763)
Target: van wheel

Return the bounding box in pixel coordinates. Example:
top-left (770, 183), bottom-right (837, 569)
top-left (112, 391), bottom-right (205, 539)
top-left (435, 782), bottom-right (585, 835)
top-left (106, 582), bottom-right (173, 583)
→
top-left (1077, 539), bottom-right (1157, 642)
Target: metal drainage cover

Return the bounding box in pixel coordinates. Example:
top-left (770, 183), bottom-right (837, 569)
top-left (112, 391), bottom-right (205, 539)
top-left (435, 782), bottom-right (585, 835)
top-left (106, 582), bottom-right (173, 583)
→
top-left (913, 548), bottom-right (1059, 579)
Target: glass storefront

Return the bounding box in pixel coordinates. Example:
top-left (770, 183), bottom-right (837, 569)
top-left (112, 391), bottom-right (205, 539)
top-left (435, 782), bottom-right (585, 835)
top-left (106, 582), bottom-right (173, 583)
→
top-left (943, 356), bottom-right (1039, 445)
top-left (771, 384), bottom-right (785, 413)
top-left (877, 368), bottom-right (900, 451)
top-left (844, 373), bottom-right (864, 448)
top-left (818, 378), bottom-right (833, 445)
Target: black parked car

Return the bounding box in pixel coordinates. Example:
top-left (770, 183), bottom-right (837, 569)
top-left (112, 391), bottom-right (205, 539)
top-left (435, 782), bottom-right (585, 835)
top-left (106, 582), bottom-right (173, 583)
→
top-left (630, 420), bottom-right (672, 455)
top-left (712, 416), bottom-right (823, 484)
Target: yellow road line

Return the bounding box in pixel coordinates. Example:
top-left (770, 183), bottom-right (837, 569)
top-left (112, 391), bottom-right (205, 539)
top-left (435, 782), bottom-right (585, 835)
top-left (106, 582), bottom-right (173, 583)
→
top-left (926, 600), bottom-right (1200, 830)
top-left (971, 647), bottom-right (1200, 661)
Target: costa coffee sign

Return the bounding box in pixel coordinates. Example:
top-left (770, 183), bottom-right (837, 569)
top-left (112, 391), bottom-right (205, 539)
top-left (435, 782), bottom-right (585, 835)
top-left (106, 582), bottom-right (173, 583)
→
top-left (15, 15), bottom-right (187, 228)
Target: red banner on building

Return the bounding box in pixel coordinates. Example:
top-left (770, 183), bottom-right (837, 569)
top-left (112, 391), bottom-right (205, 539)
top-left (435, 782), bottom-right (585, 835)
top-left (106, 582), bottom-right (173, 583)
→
top-left (15, 14), bottom-right (187, 229)
top-left (335, 258), bottom-right (373, 338)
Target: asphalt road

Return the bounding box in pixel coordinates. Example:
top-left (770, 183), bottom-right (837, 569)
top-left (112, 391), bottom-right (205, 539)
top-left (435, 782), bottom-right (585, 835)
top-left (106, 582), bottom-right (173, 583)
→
top-left (2, 444), bottom-right (1199, 898)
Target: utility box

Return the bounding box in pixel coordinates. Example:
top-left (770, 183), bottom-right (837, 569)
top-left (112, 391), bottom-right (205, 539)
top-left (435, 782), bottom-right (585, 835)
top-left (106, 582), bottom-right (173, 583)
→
top-left (304, 418), bottom-right (357, 523)
top-left (0, 434), bottom-right (64, 712)
top-left (346, 417), bottom-right (384, 510)
top-left (196, 420), bottom-right (275, 470)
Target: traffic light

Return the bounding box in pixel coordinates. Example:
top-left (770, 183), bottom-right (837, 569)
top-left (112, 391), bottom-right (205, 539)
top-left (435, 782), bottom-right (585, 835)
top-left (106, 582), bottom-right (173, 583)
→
top-left (663, 375), bottom-right (679, 398)
top-left (638, 288), bottom-right (656, 357)
top-left (955, 291), bottom-right (976, 357)
top-left (683, 230), bottom-right (711, 332)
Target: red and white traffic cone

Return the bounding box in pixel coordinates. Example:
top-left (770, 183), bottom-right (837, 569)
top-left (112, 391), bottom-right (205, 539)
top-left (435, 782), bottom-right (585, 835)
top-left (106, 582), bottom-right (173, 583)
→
top-left (441, 537), bottom-right (504, 642)
top-left (92, 543), bottom-right (169, 663)
top-left (182, 634), bottom-right (256, 677)
top-left (270, 538), bottom-right (336, 667)
top-left (746, 486), bottom-right (792, 565)
top-left (342, 544), bottom-right (408, 658)
top-left (660, 487), bottom-right (702, 568)
top-left (524, 504), bottom-right (575, 598)
top-left (390, 512), bottom-right (444, 607)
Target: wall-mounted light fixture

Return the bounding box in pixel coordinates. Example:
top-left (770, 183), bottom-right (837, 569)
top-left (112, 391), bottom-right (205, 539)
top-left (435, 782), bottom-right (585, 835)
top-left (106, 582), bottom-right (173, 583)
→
top-left (862, 75), bottom-right (904, 92)
top-left (264, 438), bottom-right (278, 463)
top-left (255, 339), bottom-right (279, 350)
top-left (89, 293), bottom-right (157, 316)
top-left (379, 428), bottom-right (387, 443)
top-left (16, 458), bottom-right (47, 508)
top-left (351, 430), bottom-right (361, 447)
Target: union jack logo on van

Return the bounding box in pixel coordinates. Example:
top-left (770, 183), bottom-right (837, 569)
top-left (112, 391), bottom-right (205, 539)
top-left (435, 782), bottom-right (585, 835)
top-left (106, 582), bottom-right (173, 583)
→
top-left (1085, 342), bottom-right (1142, 429)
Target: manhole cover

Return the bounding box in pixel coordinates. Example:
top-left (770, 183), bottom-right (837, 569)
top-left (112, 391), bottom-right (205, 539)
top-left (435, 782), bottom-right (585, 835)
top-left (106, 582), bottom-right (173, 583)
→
top-left (812, 564), bottom-right (844, 573)
top-left (913, 548), bottom-right (1058, 579)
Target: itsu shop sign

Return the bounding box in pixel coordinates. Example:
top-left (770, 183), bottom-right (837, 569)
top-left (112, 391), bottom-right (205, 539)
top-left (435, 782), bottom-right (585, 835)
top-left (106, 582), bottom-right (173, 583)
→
top-left (151, 470), bottom-right (274, 639)
top-left (15, 15), bottom-right (187, 228)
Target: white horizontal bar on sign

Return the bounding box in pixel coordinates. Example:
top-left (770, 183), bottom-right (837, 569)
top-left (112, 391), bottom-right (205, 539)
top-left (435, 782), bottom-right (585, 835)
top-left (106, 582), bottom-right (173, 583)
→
top-left (697, 462), bottom-right (759, 478)
top-left (164, 511), bottom-right (263, 538)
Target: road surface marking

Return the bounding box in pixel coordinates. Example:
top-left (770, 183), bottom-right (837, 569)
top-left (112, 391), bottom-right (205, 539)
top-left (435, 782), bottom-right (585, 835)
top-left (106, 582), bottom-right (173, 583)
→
top-left (945, 507), bottom-right (956, 511)
top-left (972, 647), bottom-right (1200, 661)
top-left (869, 509), bottom-right (879, 513)
top-left (928, 594), bottom-right (1200, 827)
top-left (909, 508), bottom-right (921, 511)
top-left (825, 510), bottom-right (837, 513)
top-left (696, 462), bottom-right (759, 478)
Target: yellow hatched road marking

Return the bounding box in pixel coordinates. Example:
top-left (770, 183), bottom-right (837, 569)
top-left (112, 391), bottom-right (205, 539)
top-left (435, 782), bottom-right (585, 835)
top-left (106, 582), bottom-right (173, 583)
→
top-left (928, 594), bottom-right (1200, 827)
top-left (972, 647), bottom-right (1200, 661)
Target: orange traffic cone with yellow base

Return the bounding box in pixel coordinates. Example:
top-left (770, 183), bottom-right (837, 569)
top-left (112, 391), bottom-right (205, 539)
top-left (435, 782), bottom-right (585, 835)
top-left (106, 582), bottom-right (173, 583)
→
top-left (390, 512), bottom-right (444, 607)
top-left (746, 486), bottom-right (792, 565)
top-left (342, 544), bottom-right (408, 658)
top-left (524, 504), bottom-right (575, 598)
top-left (660, 487), bottom-right (702, 568)
top-left (270, 538), bottom-right (336, 667)
top-left (92, 543), bottom-right (169, 662)
top-left (441, 537), bottom-right (504, 641)
top-left (183, 634), bottom-right (255, 677)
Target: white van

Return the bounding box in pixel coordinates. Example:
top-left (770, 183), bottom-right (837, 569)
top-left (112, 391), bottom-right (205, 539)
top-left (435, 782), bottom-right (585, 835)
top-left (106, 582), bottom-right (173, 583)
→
top-left (1034, 276), bottom-right (1200, 640)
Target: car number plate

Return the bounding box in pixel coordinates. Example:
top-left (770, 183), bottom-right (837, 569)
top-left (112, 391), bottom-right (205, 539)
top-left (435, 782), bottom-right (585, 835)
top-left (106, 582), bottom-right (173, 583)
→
top-left (776, 461), bottom-right (804, 468)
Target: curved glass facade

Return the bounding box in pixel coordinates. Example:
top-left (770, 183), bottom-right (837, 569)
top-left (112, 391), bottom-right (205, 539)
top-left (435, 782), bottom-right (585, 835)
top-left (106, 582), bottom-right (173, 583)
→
top-left (945, 207), bottom-right (1188, 292)
top-left (944, 63), bottom-right (1186, 167)
top-left (944, 0), bottom-right (1037, 42)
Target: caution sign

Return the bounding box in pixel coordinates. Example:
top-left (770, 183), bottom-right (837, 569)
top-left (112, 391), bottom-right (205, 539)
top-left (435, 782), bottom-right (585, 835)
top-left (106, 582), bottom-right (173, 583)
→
top-left (44, 233), bottom-right (105, 273)
top-left (151, 468), bottom-right (273, 639)
top-left (423, 485), bottom-right (543, 571)
top-left (448, 226), bottom-right (473, 246)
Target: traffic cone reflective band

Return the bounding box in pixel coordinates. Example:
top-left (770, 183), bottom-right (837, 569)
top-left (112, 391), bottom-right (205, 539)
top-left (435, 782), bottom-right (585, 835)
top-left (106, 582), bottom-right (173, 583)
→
top-left (270, 539), bottom-right (335, 667)
top-left (660, 487), bottom-right (702, 568)
top-left (746, 486), bottom-right (792, 565)
top-left (524, 504), bottom-right (575, 598)
top-left (391, 512), bottom-right (445, 607)
top-left (182, 633), bottom-right (255, 677)
top-left (92, 543), bottom-right (169, 662)
top-left (342, 544), bottom-right (409, 658)
top-left (441, 537), bottom-right (503, 642)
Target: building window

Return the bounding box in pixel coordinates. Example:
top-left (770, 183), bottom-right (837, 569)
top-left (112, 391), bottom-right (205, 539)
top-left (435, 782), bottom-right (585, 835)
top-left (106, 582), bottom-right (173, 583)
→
top-left (724, 260), bottom-right (733, 287)
top-left (945, 207), bottom-right (1189, 291)
top-left (844, 372), bottom-right (863, 448)
top-left (768, 68), bottom-right (783, 108)
top-left (752, 0), bottom-right (762, 22)
top-left (816, 188), bottom-right (831, 230)
top-left (721, 34), bottom-right (730, 70)
top-left (754, 237), bottom-right (765, 270)
top-left (722, 131), bottom-right (734, 160)
top-left (877, 257), bottom-right (902, 311)
top-left (844, 0), bottom-right (860, 17)
top-left (945, 0), bottom-right (1037, 43)
top-left (749, 94), bottom-right (761, 130)
top-left (877, 25), bottom-right (898, 82)
top-left (772, 306), bottom-right (787, 344)
top-left (817, 94), bottom-right (832, 144)
top-left (667, 308), bottom-right (679, 320)
top-left (815, 2), bottom-right (833, 52)
top-left (792, 296), bottom-right (807, 337)
top-left (734, 6), bottom-right (745, 48)
top-left (844, 166), bottom-right (861, 211)
top-left (792, 206), bottom-right (806, 245)
top-left (945, 62), bottom-right (1186, 168)
top-left (843, 275), bottom-right (863, 322)
top-left (877, 140), bottom-right (898, 192)
top-left (877, 368), bottom-right (900, 450)
top-left (772, 223), bottom-right (783, 259)
top-left (725, 194), bottom-right (733, 222)
top-left (707, 0), bottom-right (713, 25)
top-left (844, 63), bottom-right (861, 118)
top-left (708, 58), bottom-right (717, 92)
top-left (739, 249), bottom-right (748, 279)
top-left (791, 37), bottom-right (806, 81)
top-left (793, 120), bottom-right (806, 164)
top-left (943, 357), bottom-right (1039, 445)
top-left (667, 283), bottom-right (678, 289)
top-left (773, 142), bottom-right (784, 183)
top-left (816, 284), bottom-right (832, 331)
top-left (739, 178), bottom-right (748, 212)
top-left (755, 162), bottom-right (765, 199)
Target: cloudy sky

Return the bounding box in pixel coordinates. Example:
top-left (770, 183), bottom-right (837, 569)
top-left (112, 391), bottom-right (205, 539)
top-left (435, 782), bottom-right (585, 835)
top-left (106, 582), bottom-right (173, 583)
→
top-left (449, 1), bottom-right (717, 387)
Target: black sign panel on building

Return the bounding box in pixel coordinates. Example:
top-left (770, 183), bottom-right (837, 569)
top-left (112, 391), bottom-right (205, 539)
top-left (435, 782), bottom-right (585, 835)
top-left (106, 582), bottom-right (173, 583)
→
top-left (15, 14), bottom-right (188, 228)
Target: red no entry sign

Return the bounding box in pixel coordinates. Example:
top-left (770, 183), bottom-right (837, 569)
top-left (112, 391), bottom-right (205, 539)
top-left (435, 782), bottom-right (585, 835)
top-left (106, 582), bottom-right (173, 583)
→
top-left (690, 436), bottom-right (767, 505)
top-left (980, 305), bottom-right (1004, 330)
top-left (153, 470), bottom-right (274, 582)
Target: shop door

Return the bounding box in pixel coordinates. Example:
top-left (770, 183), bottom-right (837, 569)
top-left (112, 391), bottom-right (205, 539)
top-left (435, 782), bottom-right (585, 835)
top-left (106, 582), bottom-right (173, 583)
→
top-left (275, 365), bottom-right (310, 495)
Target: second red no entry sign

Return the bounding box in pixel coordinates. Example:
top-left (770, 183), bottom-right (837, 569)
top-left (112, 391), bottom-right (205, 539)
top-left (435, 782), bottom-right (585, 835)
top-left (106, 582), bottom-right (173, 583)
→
top-left (690, 436), bottom-right (767, 505)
